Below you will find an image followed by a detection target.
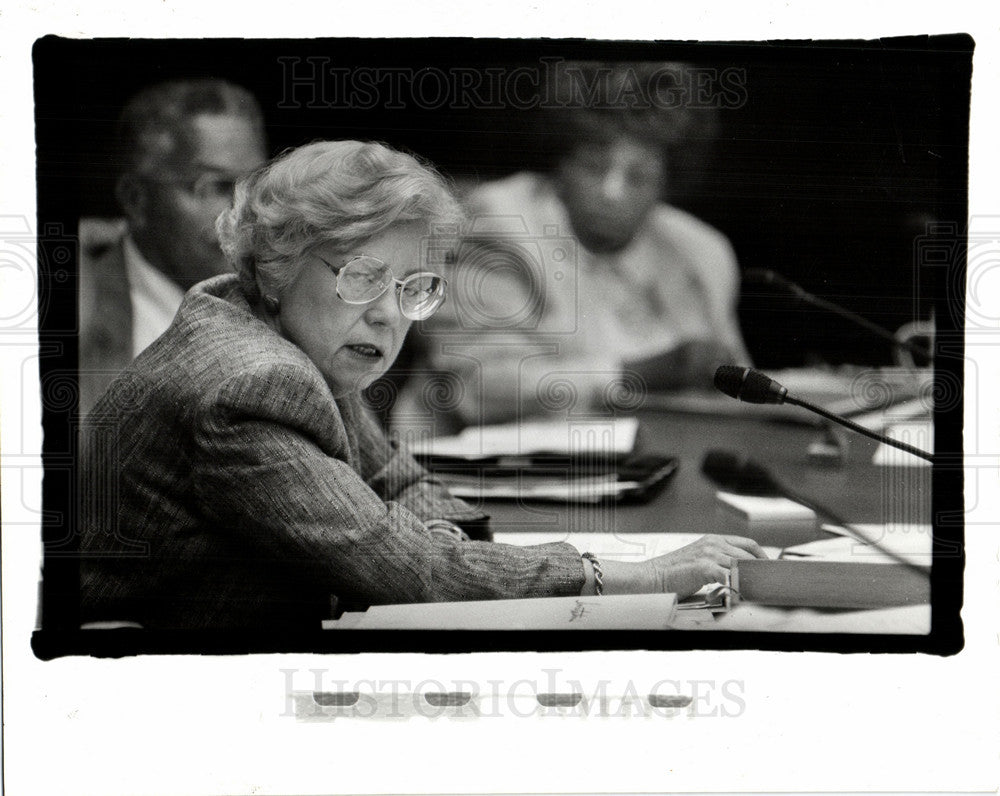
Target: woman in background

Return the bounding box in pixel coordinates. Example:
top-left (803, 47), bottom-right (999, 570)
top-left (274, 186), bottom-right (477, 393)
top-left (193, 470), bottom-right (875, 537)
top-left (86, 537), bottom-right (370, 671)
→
top-left (400, 61), bottom-right (751, 427)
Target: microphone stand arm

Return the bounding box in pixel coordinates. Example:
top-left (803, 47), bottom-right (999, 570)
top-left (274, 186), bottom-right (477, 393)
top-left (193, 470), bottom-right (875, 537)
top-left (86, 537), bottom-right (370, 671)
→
top-left (756, 272), bottom-right (933, 361)
top-left (784, 394), bottom-right (935, 462)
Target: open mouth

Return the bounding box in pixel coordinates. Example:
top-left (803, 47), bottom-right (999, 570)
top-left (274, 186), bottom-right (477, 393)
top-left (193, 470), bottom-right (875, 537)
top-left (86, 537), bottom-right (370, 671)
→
top-left (344, 343), bottom-right (384, 360)
top-left (578, 229), bottom-right (630, 254)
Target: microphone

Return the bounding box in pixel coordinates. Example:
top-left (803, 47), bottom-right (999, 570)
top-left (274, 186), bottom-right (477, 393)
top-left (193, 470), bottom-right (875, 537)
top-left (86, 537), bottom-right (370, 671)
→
top-left (743, 268), bottom-right (932, 362)
top-left (713, 365), bottom-right (934, 462)
top-left (701, 450), bottom-right (783, 496)
top-left (701, 449), bottom-right (851, 525)
top-left (701, 449), bottom-right (928, 571)
top-left (714, 364), bottom-right (788, 405)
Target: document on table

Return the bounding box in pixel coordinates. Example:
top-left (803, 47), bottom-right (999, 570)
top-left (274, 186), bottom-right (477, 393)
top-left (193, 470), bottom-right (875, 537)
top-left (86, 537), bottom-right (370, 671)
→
top-left (401, 416), bottom-right (639, 459)
top-left (323, 593), bottom-right (679, 630)
top-left (785, 523), bottom-right (933, 569)
top-left (871, 421), bottom-right (933, 467)
top-left (439, 473), bottom-right (644, 503)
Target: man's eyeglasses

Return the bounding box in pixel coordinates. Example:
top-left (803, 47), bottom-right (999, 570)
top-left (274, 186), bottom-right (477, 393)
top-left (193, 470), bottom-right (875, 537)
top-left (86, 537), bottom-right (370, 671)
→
top-left (147, 171), bottom-right (240, 202)
top-left (320, 255), bottom-right (447, 321)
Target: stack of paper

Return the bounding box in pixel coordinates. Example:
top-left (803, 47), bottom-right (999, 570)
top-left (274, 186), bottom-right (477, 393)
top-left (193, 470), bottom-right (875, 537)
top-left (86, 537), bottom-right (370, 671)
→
top-left (402, 417), bottom-right (655, 503)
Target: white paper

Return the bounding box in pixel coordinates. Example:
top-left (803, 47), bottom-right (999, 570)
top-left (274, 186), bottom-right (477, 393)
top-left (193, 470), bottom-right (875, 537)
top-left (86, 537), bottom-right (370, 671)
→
top-left (441, 474), bottom-right (641, 502)
top-left (324, 592), bottom-right (679, 630)
top-left (403, 416), bottom-right (638, 458)
top-left (715, 491), bottom-right (818, 523)
top-left (814, 523), bottom-right (934, 568)
top-left (872, 421), bottom-right (935, 466)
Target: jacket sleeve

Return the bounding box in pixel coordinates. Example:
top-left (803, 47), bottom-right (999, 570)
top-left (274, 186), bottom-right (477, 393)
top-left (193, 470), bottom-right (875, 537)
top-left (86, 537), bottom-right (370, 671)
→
top-left (337, 393), bottom-right (488, 526)
top-left (190, 361), bottom-right (585, 606)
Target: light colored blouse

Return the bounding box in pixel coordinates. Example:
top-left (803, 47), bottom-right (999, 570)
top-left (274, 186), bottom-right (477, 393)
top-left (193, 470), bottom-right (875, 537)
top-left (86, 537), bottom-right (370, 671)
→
top-left (398, 172), bottom-right (750, 426)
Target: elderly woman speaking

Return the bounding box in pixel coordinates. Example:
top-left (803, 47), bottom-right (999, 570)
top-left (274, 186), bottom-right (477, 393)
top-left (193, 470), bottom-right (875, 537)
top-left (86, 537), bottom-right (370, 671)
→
top-left (78, 140), bottom-right (765, 629)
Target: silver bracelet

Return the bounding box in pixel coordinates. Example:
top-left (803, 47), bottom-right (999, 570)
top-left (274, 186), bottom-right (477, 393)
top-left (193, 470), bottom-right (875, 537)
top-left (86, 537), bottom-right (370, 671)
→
top-left (581, 552), bottom-right (604, 596)
top-left (425, 519), bottom-right (469, 541)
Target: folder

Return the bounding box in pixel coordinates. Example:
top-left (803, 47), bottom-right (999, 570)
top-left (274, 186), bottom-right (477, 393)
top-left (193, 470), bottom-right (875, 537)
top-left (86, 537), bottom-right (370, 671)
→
top-left (732, 559), bottom-right (930, 609)
top-left (404, 417), bottom-right (674, 504)
top-left (432, 455), bottom-right (678, 504)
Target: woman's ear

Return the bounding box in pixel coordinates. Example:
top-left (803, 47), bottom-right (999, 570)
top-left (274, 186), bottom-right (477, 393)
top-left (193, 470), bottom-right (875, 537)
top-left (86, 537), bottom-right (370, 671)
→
top-left (254, 267), bottom-right (279, 308)
top-left (115, 174), bottom-right (148, 230)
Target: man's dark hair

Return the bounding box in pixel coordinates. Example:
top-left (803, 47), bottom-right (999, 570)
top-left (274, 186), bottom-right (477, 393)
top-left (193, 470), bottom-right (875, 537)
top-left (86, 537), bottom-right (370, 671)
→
top-left (116, 79), bottom-right (265, 176)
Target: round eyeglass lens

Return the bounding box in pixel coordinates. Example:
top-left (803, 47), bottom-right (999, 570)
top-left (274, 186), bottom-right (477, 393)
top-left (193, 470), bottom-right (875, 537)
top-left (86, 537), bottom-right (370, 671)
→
top-left (338, 257), bottom-right (391, 302)
top-left (400, 274), bottom-right (445, 319)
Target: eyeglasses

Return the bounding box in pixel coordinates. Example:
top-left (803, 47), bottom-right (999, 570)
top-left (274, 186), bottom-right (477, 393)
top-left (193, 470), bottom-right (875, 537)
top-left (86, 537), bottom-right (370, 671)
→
top-left (320, 255), bottom-right (448, 321)
top-left (146, 171), bottom-right (240, 202)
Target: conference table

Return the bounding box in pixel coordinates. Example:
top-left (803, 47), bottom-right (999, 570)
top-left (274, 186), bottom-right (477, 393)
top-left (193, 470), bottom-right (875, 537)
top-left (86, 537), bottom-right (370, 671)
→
top-left (38, 369), bottom-right (940, 659)
top-left (483, 395), bottom-right (931, 541)
top-left (392, 368), bottom-right (938, 637)
top-left (500, 382), bottom-right (932, 635)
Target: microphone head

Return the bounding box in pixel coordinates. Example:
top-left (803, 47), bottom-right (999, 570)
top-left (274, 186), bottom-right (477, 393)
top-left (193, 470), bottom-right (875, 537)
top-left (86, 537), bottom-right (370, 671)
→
top-left (742, 268), bottom-right (778, 284)
top-left (713, 365), bottom-right (788, 405)
top-left (701, 450), bottom-right (782, 496)
top-left (713, 365), bottom-right (749, 399)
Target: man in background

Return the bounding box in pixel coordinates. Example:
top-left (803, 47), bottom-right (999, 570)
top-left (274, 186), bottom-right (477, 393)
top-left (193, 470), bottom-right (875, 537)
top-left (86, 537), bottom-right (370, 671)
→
top-left (78, 79), bottom-right (268, 415)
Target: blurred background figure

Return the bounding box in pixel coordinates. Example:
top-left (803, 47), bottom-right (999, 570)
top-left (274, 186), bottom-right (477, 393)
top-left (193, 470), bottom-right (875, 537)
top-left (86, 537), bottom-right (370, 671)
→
top-left (395, 61), bottom-right (751, 430)
top-left (78, 79), bottom-right (268, 415)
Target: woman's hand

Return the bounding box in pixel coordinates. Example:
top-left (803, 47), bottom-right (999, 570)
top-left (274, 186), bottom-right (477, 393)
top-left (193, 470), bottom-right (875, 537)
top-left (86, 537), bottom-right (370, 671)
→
top-left (646, 535), bottom-right (768, 598)
top-left (585, 535), bottom-right (768, 598)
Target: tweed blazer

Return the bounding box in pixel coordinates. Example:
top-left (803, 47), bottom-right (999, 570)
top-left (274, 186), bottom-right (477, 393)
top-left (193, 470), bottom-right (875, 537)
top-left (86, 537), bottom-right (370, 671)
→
top-left (79, 275), bottom-right (585, 629)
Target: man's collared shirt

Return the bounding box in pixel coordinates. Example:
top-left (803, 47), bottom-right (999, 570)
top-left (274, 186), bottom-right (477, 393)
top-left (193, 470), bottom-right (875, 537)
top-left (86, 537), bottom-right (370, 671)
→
top-left (122, 234), bottom-right (186, 357)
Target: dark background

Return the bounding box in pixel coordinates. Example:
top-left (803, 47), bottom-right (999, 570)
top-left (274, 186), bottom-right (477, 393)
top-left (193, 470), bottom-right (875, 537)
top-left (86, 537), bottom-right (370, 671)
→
top-left (32, 35), bottom-right (969, 654)
top-left (35, 35), bottom-right (971, 368)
